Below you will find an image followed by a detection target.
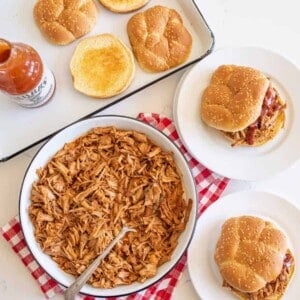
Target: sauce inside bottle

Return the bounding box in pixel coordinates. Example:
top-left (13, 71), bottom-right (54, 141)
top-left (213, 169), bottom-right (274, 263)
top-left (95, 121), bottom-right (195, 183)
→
top-left (0, 39), bottom-right (43, 95)
top-left (0, 41), bottom-right (11, 62)
top-left (0, 39), bottom-right (55, 107)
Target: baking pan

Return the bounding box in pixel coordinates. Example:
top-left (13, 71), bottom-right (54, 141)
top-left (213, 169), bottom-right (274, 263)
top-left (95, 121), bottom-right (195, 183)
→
top-left (0, 0), bottom-right (214, 161)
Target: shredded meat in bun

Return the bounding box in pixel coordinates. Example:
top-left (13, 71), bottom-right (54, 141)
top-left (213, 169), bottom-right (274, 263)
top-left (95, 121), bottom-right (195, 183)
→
top-left (200, 65), bottom-right (286, 146)
top-left (214, 216), bottom-right (295, 300)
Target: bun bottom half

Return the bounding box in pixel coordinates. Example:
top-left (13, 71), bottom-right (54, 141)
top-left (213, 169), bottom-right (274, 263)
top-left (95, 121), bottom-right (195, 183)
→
top-left (222, 109), bottom-right (285, 147)
top-left (70, 34), bottom-right (135, 99)
top-left (98, 0), bottom-right (149, 13)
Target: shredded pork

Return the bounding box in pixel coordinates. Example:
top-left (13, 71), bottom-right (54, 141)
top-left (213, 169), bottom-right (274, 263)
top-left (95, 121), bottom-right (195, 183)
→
top-left (224, 86), bottom-right (286, 146)
top-left (29, 126), bottom-right (192, 288)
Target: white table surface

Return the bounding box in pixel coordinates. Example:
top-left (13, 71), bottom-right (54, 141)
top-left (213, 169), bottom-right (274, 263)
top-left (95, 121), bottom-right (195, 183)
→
top-left (1, 0), bottom-right (300, 299)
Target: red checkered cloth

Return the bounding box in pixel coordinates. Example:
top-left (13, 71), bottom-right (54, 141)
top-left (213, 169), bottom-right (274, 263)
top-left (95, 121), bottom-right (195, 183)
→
top-left (0, 113), bottom-right (229, 300)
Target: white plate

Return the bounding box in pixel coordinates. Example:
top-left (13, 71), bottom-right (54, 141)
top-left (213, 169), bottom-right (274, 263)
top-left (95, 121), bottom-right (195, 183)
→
top-left (19, 115), bottom-right (197, 297)
top-left (187, 190), bottom-right (300, 300)
top-left (173, 47), bottom-right (300, 180)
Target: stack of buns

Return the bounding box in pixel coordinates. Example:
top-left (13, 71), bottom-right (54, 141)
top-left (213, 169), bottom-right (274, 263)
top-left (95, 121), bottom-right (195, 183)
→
top-left (214, 216), bottom-right (295, 300)
top-left (70, 33), bottom-right (135, 98)
top-left (34, 0), bottom-right (98, 45)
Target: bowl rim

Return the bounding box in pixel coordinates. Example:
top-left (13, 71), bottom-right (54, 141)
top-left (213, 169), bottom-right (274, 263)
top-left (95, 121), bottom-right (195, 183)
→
top-left (18, 114), bottom-right (198, 297)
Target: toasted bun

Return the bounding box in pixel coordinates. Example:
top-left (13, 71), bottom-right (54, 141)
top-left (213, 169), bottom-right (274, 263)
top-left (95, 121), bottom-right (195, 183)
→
top-left (214, 216), bottom-right (289, 293)
top-left (98, 0), bottom-right (149, 13)
top-left (70, 34), bottom-right (135, 98)
top-left (127, 5), bottom-right (192, 72)
top-left (201, 65), bottom-right (270, 132)
top-left (34, 0), bottom-right (98, 45)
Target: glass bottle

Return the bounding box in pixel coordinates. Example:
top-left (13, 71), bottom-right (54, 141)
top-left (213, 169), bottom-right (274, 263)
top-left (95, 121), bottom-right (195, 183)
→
top-left (0, 39), bottom-right (55, 108)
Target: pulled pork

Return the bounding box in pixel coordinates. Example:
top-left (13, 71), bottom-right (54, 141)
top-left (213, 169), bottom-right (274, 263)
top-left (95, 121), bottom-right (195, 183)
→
top-left (29, 126), bottom-right (192, 288)
top-left (223, 251), bottom-right (294, 300)
top-left (224, 86), bottom-right (286, 146)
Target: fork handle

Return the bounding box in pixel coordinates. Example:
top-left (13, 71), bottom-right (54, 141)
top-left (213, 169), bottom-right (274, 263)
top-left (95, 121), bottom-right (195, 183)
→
top-left (64, 226), bottom-right (134, 300)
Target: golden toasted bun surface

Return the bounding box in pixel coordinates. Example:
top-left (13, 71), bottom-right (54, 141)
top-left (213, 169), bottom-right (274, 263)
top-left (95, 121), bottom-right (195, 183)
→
top-left (98, 0), bottom-right (149, 12)
top-left (70, 34), bottom-right (135, 98)
top-left (34, 0), bottom-right (98, 45)
top-left (214, 216), bottom-right (288, 293)
top-left (127, 5), bottom-right (192, 72)
top-left (201, 65), bottom-right (270, 132)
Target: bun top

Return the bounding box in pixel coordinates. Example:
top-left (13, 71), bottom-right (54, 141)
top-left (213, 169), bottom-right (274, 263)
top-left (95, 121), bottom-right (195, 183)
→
top-left (201, 65), bottom-right (269, 132)
top-left (34, 0), bottom-right (98, 45)
top-left (214, 216), bottom-right (288, 293)
top-left (70, 34), bottom-right (135, 98)
top-left (127, 5), bottom-right (192, 72)
top-left (98, 0), bottom-right (149, 13)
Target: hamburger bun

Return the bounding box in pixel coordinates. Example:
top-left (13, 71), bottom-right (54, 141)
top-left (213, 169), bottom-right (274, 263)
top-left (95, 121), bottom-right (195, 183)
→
top-left (214, 216), bottom-right (295, 300)
top-left (201, 65), bottom-right (269, 132)
top-left (200, 65), bottom-right (286, 146)
top-left (224, 254), bottom-right (295, 300)
top-left (98, 0), bottom-right (149, 13)
top-left (70, 34), bottom-right (135, 98)
top-left (34, 0), bottom-right (98, 45)
top-left (127, 5), bottom-right (192, 72)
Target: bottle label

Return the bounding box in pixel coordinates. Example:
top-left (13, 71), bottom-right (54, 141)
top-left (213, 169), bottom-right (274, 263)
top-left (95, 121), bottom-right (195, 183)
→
top-left (10, 66), bottom-right (55, 108)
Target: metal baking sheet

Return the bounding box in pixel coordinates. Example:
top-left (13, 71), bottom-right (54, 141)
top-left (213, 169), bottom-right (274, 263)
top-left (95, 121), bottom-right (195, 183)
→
top-left (0, 0), bottom-right (214, 161)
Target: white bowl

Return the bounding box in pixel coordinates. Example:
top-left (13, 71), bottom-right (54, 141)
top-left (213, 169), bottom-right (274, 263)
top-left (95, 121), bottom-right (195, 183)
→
top-left (19, 115), bottom-right (197, 297)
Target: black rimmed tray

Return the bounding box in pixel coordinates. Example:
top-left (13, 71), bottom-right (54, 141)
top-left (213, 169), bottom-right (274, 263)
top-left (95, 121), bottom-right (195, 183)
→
top-left (0, 0), bottom-right (214, 161)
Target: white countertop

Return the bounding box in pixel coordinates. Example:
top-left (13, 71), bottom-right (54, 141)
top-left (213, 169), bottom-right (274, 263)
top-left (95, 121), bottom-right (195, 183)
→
top-left (1, 0), bottom-right (300, 299)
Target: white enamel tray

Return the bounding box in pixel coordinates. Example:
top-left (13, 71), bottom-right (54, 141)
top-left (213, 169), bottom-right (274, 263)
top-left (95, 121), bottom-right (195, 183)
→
top-left (0, 0), bottom-right (214, 161)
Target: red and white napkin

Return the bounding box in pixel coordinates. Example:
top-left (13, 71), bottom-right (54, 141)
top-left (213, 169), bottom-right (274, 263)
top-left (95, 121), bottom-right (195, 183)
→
top-left (0, 113), bottom-right (229, 300)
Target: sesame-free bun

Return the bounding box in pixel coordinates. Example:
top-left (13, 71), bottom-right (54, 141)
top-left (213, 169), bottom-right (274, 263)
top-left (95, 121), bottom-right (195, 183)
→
top-left (70, 34), bottom-right (135, 98)
top-left (201, 65), bottom-right (270, 132)
top-left (214, 216), bottom-right (294, 296)
top-left (98, 0), bottom-right (149, 13)
top-left (34, 0), bottom-right (98, 45)
top-left (127, 5), bottom-right (192, 72)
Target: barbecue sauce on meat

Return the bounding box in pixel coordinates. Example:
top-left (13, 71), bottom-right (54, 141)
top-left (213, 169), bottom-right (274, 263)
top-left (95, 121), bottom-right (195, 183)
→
top-left (245, 86), bottom-right (286, 145)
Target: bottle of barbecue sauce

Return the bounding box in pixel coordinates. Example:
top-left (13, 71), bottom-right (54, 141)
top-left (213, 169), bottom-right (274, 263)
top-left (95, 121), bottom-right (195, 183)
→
top-left (0, 39), bottom-right (55, 108)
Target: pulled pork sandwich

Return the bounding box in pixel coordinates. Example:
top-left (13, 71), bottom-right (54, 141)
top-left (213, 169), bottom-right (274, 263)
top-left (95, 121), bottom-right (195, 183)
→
top-left (214, 216), bottom-right (295, 300)
top-left (200, 65), bottom-right (286, 146)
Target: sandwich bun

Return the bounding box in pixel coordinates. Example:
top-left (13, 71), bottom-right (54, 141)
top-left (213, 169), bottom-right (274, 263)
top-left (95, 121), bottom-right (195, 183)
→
top-left (34, 0), bottom-right (98, 45)
top-left (127, 5), bottom-right (192, 72)
top-left (200, 65), bottom-right (286, 146)
top-left (201, 65), bottom-right (269, 132)
top-left (223, 250), bottom-right (295, 300)
top-left (98, 0), bottom-right (150, 13)
top-left (214, 216), bottom-right (295, 300)
top-left (70, 34), bottom-right (135, 98)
